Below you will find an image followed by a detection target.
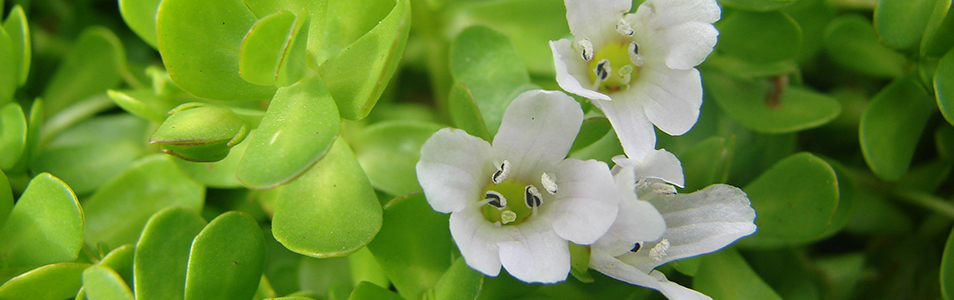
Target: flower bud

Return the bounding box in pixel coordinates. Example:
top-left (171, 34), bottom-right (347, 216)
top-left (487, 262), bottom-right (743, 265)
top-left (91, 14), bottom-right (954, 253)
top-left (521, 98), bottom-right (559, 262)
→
top-left (150, 103), bottom-right (249, 162)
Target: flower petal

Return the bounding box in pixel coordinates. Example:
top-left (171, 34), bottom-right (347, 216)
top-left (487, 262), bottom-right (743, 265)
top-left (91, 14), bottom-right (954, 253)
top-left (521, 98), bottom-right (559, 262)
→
top-left (593, 165), bottom-right (666, 257)
top-left (592, 98), bottom-right (656, 161)
top-left (612, 149), bottom-right (685, 187)
top-left (660, 22), bottom-right (718, 70)
top-left (591, 251), bottom-right (712, 300)
top-left (550, 39), bottom-right (612, 101)
top-left (622, 184), bottom-right (757, 270)
top-left (643, 0), bottom-right (721, 26)
top-left (546, 158), bottom-right (620, 245)
top-left (492, 90), bottom-right (584, 179)
top-left (651, 270), bottom-right (713, 300)
top-left (417, 128), bottom-right (496, 213)
top-left (449, 206), bottom-right (503, 276)
top-left (565, 0), bottom-right (632, 47)
top-left (497, 223), bottom-right (571, 283)
top-left (620, 66), bottom-right (702, 137)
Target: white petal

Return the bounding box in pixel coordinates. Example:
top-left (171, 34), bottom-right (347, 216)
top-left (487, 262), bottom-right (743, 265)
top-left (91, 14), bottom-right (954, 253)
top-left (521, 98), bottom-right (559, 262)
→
top-left (591, 98), bottom-right (656, 161)
top-left (621, 66), bottom-right (702, 137)
top-left (492, 90), bottom-right (583, 179)
top-left (661, 22), bottom-right (719, 70)
top-left (593, 165), bottom-right (666, 257)
top-left (449, 207), bottom-right (503, 276)
top-left (546, 158), bottom-right (620, 245)
top-left (623, 184), bottom-right (757, 270)
top-left (497, 223), bottom-right (571, 283)
top-left (652, 270), bottom-right (713, 300)
top-left (564, 0), bottom-right (632, 48)
top-left (550, 39), bottom-right (611, 101)
top-left (612, 149), bottom-right (685, 187)
top-left (591, 251), bottom-right (712, 300)
top-left (417, 128), bottom-right (495, 213)
top-left (643, 0), bottom-right (721, 26)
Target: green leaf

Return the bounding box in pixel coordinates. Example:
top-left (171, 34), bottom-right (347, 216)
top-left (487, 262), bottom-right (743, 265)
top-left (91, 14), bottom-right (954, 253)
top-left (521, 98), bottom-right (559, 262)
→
top-left (570, 117), bottom-right (612, 154)
top-left (156, 0), bottom-right (277, 101)
top-left (318, 0), bottom-right (410, 120)
top-left (106, 89), bottom-right (168, 124)
top-left (717, 0), bottom-right (796, 11)
top-left (0, 22), bottom-right (15, 106)
top-left (3, 5), bottom-right (29, 86)
top-left (860, 75), bottom-right (935, 180)
top-left (134, 207), bottom-right (207, 300)
top-left (0, 263), bottom-right (90, 299)
top-left (706, 73), bottom-right (840, 134)
top-left (0, 170), bottom-right (10, 227)
top-left (347, 247), bottom-right (389, 289)
top-left (41, 27), bottom-right (126, 118)
top-left (938, 124), bottom-right (954, 161)
top-left (447, 82), bottom-right (491, 142)
top-left (118, 0), bottom-right (161, 48)
top-left (678, 136), bottom-right (734, 192)
top-left (0, 173), bottom-right (82, 268)
top-left (449, 25), bottom-right (533, 136)
top-left (184, 212), bottom-right (266, 300)
top-left (936, 48), bottom-right (954, 126)
top-left (366, 193), bottom-right (452, 300)
top-left (922, 0), bottom-right (954, 57)
top-left (239, 10), bottom-right (309, 87)
top-left (874, 0), bottom-right (936, 51)
top-left (237, 75), bottom-right (339, 189)
top-left (942, 226), bottom-right (954, 300)
top-left (823, 15), bottom-right (907, 78)
top-left (347, 282), bottom-right (403, 300)
top-left (737, 152), bottom-right (839, 248)
top-left (273, 139), bottom-right (382, 257)
top-left (83, 155), bottom-right (204, 249)
top-left (815, 253), bottom-right (866, 300)
top-left (0, 102), bottom-right (26, 170)
top-left (82, 265), bottom-right (134, 300)
top-left (150, 103), bottom-right (250, 162)
top-left (568, 242), bottom-right (593, 283)
top-left (351, 120), bottom-right (443, 197)
top-left (433, 257), bottom-right (483, 300)
top-left (174, 140), bottom-right (249, 189)
top-left (99, 245), bottom-right (135, 289)
top-left (694, 248), bottom-right (783, 300)
top-left (745, 249), bottom-right (821, 300)
top-left (716, 10), bottom-right (802, 64)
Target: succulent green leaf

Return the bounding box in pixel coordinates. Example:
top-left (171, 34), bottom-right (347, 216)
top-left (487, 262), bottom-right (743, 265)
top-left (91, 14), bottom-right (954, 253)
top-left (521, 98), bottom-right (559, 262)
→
top-left (0, 103), bottom-right (26, 170)
top-left (318, 0), bottom-right (410, 121)
top-left (706, 73), bottom-right (840, 134)
top-left (716, 11), bottom-right (802, 64)
top-left (861, 75), bottom-right (935, 181)
top-left (366, 193), bottom-right (452, 300)
top-left (350, 120), bottom-right (443, 197)
top-left (118, 0), bottom-right (161, 48)
top-left (943, 226), bottom-right (954, 300)
top-left (174, 140), bottom-right (248, 189)
top-left (938, 124), bottom-right (954, 161)
top-left (106, 89), bottom-right (168, 123)
top-left (134, 207), bottom-right (207, 300)
top-left (0, 263), bottom-right (90, 299)
top-left (0, 24), bottom-right (15, 106)
top-left (570, 117), bottom-right (612, 154)
top-left (568, 242), bottom-right (593, 283)
top-left (3, 5), bottom-right (29, 86)
top-left (99, 245), bottom-right (135, 288)
top-left (433, 257), bottom-right (483, 300)
top-left (156, 0), bottom-right (277, 100)
top-left (678, 136), bottom-right (734, 192)
top-left (41, 27), bottom-right (126, 118)
top-left (184, 212), bottom-right (266, 300)
top-left (449, 25), bottom-right (533, 136)
top-left (239, 10), bottom-right (309, 87)
top-left (937, 49), bottom-right (954, 126)
top-left (447, 82), bottom-right (491, 141)
top-left (347, 247), bottom-right (389, 289)
top-left (83, 155), bottom-right (204, 249)
top-left (816, 253), bottom-right (866, 300)
top-left (0, 170), bottom-right (10, 226)
top-left (273, 139), bottom-right (382, 257)
top-left (348, 282), bottom-right (403, 300)
top-left (150, 103), bottom-right (250, 162)
top-left (922, 0), bottom-right (954, 57)
top-left (874, 0), bottom-right (936, 51)
top-left (8, 98), bottom-right (42, 174)
top-left (745, 249), bottom-right (822, 300)
top-left (738, 152), bottom-right (839, 247)
top-left (237, 75), bottom-right (340, 189)
top-left (82, 265), bottom-right (134, 300)
top-left (694, 248), bottom-right (783, 300)
top-left (717, 0), bottom-right (796, 11)
top-left (824, 15), bottom-right (907, 78)
top-left (0, 173), bottom-right (82, 268)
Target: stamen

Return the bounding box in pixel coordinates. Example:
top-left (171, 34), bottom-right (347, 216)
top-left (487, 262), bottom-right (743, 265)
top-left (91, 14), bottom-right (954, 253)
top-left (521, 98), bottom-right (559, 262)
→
top-left (649, 239), bottom-right (670, 262)
top-left (594, 59), bottom-right (611, 82)
top-left (492, 160), bottom-right (511, 184)
top-left (578, 39), bottom-right (594, 62)
top-left (501, 210), bottom-right (517, 224)
top-left (616, 19), bottom-right (634, 37)
top-left (483, 191), bottom-right (507, 209)
top-left (524, 185), bottom-right (542, 209)
top-left (629, 43), bottom-right (643, 66)
top-left (631, 243), bottom-right (641, 252)
top-left (541, 173), bottom-right (558, 195)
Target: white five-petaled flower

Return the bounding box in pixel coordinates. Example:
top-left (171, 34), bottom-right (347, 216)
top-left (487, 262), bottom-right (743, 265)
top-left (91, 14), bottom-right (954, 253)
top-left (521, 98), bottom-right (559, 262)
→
top-left (590, 166), bottom-right (757, 300)
top-left (550, 0), bottom-right (720, 161)
top-left (416, 90), bottom-right (620, 283)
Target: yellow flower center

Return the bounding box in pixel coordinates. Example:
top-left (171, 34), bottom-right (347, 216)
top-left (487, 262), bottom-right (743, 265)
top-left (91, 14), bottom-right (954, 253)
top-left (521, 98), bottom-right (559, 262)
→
top-left (587, 41), bottom-right (640, 93)
top-left (481, 180), bottom-right (536, 225)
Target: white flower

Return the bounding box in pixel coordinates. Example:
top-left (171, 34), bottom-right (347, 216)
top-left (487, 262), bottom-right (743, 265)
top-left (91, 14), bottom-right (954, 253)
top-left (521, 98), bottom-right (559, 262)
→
top-left (611, 149), bottom-right (686, 189)
top-left (416, 90), bottom-right (620, 283)
top-left (550, 0), bottom-right (720, 160)
top-left (589, 167), bottom-right (757, 299)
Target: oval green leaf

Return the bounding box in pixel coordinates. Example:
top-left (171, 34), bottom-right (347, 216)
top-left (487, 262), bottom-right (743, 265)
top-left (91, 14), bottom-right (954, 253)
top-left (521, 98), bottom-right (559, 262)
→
top-left (318, 0), bottom-right (410, 121)
top-left (942, 225), bottom-right (954, 300)
top-left (861, 75), bottom-right (936, 181)
top-left (737, 152), bottom-right (839, 247)
top-left (0, 24), bottom-right (16, 106)
top-left (82, 265), bottom-right (134, 300)
top-left (937, 48), bottom-right (954, 126)
top-left (348, 282), bottom-right (403, 300)
top-left (134, 207), bottom-right (207, 300)
top-left (717, 0), bottom-right (796, 11)
top-left (107, 89), bottom-right (168, 123)
top-left (184, 211), bottom-right (266, 300)
top-left (716, 10), bottom-right (802, 64)
top-left (273, 139), bottom-right (382, 257)
top-left (433, 257), bottom-right (484, 300)
top-left (237, 75), bottom-right (340, 189)
top-left (694, 248), bottom-right (783, 300)
top-left (99, 245), bottom-right (135, 288)
top-left (447, 82), bottom-right (491, 142)
top-left (570, 117), bottom-right (612, 154)
top-left (118, 0), bottom-right (161, 48)
top-left (678, 136), bottom-right (734, 192)
top-left (0, 102), bottom-right (26, 170)
top-left (156, 0), bottom-right (277, 100)
top-left (351, 121), bottom-right (443, 197)
top-left (0, 170), bottom-right (10, 226)
top-left (922, 0), bottom-right (954, 57)
top-left (40, 27), bottom-right (126, 118)
top-left (174, 140), bottom-right (248, 189)
top-left (874, 0), bottom-right (936, 51)
top-left (824, 15), bottom-right (907, 78)
top-left (706, 73), bottom-right (841, 134)
top-left (0, 263), bottom-right (90, 299)
top-left (83, 154), bottom-right (204, 249)
top-left (239, 10), bottom-right (308, 87)
top-left (0, 173), bottom-right (82, 268)
top-left (3, 5), bottom-right (29, 86)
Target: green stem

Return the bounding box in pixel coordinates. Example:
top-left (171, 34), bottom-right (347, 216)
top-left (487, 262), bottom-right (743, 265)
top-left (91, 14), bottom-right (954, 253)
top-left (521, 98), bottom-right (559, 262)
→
top-left (894, 190), bottom-right (954, 220)
top-left (39, 94), bottom-right (116, 147)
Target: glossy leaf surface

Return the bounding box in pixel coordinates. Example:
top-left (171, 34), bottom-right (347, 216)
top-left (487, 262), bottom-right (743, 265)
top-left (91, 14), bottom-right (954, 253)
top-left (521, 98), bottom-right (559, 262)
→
top-left (184, 212), bottom-right (266, 300)
top-left (0, 173), bottom-right (82, 268)
top-left (861, 75), bottom-right (935, 180)
top-left (134, 207), bottom-right (207, 300)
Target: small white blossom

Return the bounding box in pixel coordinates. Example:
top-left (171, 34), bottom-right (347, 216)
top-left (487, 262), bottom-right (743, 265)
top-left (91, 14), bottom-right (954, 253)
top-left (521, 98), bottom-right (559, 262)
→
top-left (550, 0), bottom-right (720, 161)
top-left (416, 90), bottom-right (620, 283)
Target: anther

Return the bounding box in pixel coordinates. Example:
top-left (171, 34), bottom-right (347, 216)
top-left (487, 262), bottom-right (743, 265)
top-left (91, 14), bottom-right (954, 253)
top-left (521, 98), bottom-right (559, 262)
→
top-left (594, 59), bottom-right (611, 81)
top-left (649, 239), bottom-right (670, 262)
top-left (578, 39), bottom-right (594, 62)
top-left (525, 185), bottom-right (543, 208)
top-left (616, 19), bottom-right (634, 37)
top-left (631, 243), bottom-right (641, 252)
top-left (492, 160), bottom-right (510, 184)
top-left (629, 43), bottom-right (643, 66)
top-left (541, 173), bottom-right (558, 195)
top-left (501, 210), bottom-right (517, 224)
top-left (484, 191), bottom-right (507, 209)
